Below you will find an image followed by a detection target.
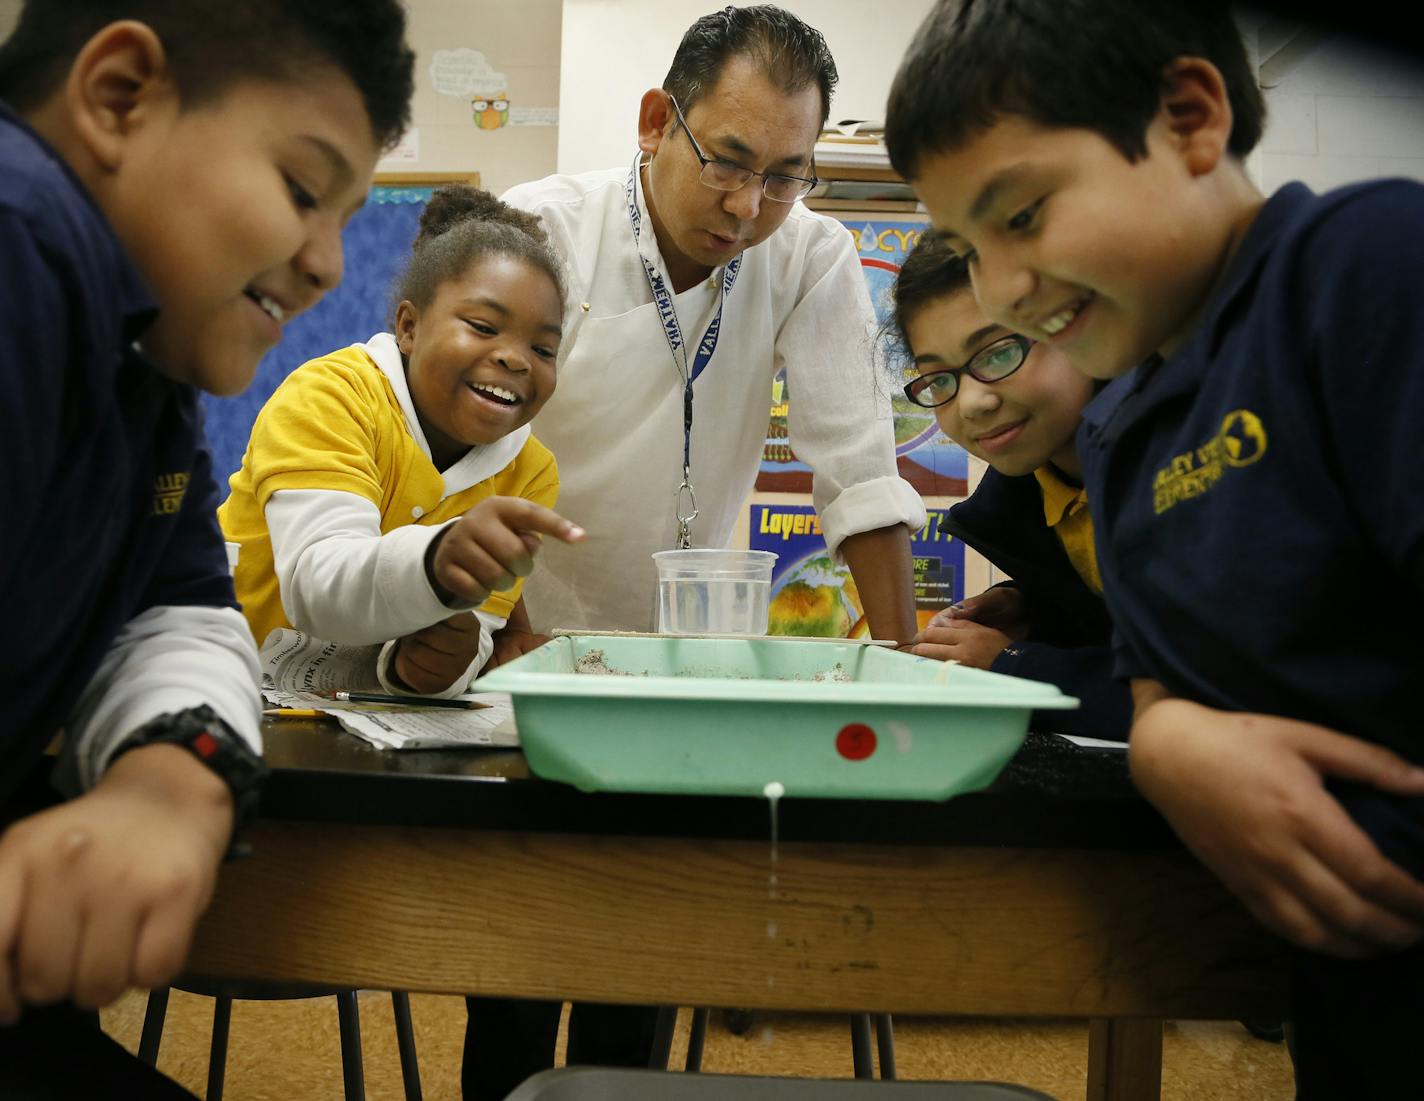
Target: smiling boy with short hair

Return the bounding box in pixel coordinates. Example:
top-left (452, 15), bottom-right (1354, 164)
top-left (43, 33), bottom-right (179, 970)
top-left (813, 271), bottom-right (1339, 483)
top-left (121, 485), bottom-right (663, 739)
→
top-left (0, 2), bottom-right (412, 1092)
top-left (886, 2), bottom-right (1424, 1095)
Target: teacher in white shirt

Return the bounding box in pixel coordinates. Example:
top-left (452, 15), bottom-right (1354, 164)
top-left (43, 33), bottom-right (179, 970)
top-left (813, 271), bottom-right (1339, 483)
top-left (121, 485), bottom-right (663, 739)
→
top-left (463, 8), bottom-right (926, 1098)
top-left (499, 3), bottom-right (925, 644)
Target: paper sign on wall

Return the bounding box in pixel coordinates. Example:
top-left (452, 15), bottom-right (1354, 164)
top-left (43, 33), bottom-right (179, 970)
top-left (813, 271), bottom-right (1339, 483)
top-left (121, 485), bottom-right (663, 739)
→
top-left (509, 107), bottom-right (560, 127)
top-left (429, 48), bottom-right (507, 96)
top-left (748, 504), bottom-right (964, 637)
top-left (756, 217), bottom-right (969, 498)
top-left (378, 128), bottom-right (420, 165)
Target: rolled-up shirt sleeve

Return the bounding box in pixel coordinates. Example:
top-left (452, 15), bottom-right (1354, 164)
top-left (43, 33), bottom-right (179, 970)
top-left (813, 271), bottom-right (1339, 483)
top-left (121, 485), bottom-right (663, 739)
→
top-left (780, 230), bottom-right (926, 557)
top-left (61, 605), bottom-right (261, 792)
top-left (268, 487), bottom-right (461, 645)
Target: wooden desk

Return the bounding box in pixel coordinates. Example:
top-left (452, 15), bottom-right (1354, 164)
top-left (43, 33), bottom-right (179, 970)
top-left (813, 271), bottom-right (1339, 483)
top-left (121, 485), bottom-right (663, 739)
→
top-left (188, 728), bottom-right (1289, 1100)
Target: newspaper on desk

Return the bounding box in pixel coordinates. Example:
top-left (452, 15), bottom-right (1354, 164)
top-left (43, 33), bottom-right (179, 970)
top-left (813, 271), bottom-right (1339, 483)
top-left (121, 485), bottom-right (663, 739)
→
top-left (259, 629), bottom-right (519, 750)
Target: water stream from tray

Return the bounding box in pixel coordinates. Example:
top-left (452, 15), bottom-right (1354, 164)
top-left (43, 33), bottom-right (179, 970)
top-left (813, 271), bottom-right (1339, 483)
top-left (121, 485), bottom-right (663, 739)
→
top-left (764, 781), bottom-right (784, 948)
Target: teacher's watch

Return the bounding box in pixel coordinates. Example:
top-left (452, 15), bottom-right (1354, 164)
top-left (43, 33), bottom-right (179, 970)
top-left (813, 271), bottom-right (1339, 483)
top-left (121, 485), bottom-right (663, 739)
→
top-left (113, 705), bottom-right (269, 860)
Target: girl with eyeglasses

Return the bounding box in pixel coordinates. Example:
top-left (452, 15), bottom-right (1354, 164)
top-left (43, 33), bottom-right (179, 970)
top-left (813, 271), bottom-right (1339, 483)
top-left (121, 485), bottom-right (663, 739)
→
top-left (889, 232), bottom-right (1130, 740)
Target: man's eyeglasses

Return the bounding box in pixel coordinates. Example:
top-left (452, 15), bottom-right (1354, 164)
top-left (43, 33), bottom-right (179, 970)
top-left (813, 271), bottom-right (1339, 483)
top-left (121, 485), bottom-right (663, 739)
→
top-left (901, 334), bottom-right (1035, 409)
top-left (667, 93), bottom-right (817, 203)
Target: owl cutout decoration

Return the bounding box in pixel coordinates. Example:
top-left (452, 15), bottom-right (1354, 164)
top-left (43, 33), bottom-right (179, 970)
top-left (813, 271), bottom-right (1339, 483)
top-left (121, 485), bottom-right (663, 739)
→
top-left (472, 94), bottom-right (510, 130)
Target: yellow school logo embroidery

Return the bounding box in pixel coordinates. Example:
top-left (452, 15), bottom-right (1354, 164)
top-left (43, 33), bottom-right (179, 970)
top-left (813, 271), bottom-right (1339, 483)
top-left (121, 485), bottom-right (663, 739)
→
top-left (1220, 409), bottom-right (1267, 467)
top-left (1152, 410), bottom-right (1268, 515)
top-left (152, 472), bottom-right (189, 516)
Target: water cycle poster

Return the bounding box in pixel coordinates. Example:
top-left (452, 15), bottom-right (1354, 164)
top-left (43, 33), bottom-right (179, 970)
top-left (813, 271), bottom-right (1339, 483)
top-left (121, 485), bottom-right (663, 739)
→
top-left (749, 504), bottom-right (964, 637)
top-left (755, 217), bottom-right (969, 498)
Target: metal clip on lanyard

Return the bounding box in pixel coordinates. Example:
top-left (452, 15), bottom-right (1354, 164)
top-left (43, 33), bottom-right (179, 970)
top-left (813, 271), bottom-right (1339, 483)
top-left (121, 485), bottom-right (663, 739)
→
top-left (675, 381), bottom-right (698, 548)
top-left (626, 155), bottom-right (740, 550)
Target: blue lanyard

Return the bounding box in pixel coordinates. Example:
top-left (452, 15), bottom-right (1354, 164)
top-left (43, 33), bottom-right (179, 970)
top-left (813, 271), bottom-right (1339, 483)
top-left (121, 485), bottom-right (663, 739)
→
top-left (626, 155), bottom-right (741, 547)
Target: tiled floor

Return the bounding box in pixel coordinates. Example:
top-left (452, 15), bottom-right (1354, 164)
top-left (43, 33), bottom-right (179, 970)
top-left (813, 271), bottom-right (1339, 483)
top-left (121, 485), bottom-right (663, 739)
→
top-left (102, 989), bottom-right (1296, 1100)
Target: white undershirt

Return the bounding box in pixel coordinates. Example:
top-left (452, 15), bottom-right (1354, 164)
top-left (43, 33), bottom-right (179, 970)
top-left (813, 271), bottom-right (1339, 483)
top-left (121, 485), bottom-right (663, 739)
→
top-left (61, 605), bottom-right (261, 792)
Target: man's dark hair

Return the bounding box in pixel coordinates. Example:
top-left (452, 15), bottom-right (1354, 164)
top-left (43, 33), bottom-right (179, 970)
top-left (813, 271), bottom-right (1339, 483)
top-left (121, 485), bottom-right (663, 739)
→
top-left (664, 5), bottom-right (838, 127)
top-left (885, 0), bottom-right (1264, 180)
top-left (0, 1), bottom-right (415, 150)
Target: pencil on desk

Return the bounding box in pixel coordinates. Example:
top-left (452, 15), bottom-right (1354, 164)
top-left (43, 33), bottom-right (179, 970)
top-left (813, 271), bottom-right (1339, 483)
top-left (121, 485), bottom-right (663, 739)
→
top-left (325, 690), bottom-right (488, 710)
top-left (263, 708), bottom-right (332, 719)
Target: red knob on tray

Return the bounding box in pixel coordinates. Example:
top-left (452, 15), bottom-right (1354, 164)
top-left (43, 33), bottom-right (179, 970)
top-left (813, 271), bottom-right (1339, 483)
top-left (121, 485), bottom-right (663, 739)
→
top-left (835, 723), bottom-right (877, 761)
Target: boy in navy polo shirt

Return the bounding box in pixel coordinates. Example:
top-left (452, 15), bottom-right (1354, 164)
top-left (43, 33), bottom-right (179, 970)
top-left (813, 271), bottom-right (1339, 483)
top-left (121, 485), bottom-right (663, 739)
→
top-left (887, 2), bottom-right (1424, 1096)
top-left (0, 3), bottom-right (412, 1094)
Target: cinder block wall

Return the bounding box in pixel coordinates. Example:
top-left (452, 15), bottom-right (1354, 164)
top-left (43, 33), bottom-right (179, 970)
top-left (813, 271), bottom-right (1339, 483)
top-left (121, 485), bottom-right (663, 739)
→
top-left (1260, 36), bottom-right (1424, 193)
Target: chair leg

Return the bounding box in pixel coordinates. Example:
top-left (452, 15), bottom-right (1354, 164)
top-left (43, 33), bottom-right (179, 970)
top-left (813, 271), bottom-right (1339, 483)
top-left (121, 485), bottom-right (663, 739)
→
top-left (207, 995), bottom-right (232, 1101)
top-left (874, 1013), bottom-right (896, 1079)
top-left (685, 1008), bottom-right (710, 1072)
top-left (850, 1013), bottom-right (875, 1079)
top-left (138, 987), bottom-right (170, 1066)
top-left (336, 991), bottom-right (367, 1101)
top-left (648, 1006), bottom-right (678, 1069)
top-left (391, 991), bottom-right (423, 1101)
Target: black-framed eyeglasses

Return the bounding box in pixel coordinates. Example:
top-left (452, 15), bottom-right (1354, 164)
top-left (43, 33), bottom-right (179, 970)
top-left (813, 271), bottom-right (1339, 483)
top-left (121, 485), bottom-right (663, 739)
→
top-left (666, 93), bottom-right (817, 203)
top-left (901, 334), bottom-right (1035, 409)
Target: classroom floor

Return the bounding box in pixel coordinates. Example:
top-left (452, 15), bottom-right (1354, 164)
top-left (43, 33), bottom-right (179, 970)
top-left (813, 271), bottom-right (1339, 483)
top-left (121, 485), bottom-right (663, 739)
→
top-left (101, 990), bottom-right (1297, 1100)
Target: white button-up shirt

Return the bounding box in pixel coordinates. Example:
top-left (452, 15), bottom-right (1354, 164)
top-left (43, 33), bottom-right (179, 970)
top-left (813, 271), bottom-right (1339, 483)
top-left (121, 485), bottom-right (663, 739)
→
top-left (503, 160), bottom-right (926, 631)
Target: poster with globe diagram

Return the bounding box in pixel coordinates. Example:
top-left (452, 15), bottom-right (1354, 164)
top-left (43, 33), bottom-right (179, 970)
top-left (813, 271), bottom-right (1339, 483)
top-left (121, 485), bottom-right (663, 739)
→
top-left (756, 217), bottom-right (968, 498)
top-left (749, 504), bottom-right (964, 638)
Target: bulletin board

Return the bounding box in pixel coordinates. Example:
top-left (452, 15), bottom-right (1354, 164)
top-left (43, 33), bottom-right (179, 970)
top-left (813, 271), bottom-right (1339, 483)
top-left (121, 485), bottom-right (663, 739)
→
top-left (742, 210), bottom-right (972, 636)
top-left (200, 173), bottom-right (479, 484)
top-left (749, 503), bottom-right (965, 638)
top-left (756, 213), bottom-right (968, 499)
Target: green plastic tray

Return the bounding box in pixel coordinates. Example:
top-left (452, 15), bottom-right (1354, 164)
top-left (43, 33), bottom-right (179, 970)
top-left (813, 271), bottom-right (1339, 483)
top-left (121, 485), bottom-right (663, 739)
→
top-left (474, 635), bottom-right (1078, 801)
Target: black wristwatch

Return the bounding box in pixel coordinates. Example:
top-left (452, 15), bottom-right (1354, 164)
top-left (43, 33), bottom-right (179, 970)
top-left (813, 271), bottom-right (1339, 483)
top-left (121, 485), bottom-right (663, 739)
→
top-left (114, 705), bottom-right (269, 860)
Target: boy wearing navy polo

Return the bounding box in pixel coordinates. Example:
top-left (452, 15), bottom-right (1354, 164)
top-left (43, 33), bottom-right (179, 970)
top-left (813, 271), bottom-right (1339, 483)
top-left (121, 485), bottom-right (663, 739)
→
top-left (0, 3), bottom-right (412, 1094)
top-left (887, 2), bottom-right (1424, 1096)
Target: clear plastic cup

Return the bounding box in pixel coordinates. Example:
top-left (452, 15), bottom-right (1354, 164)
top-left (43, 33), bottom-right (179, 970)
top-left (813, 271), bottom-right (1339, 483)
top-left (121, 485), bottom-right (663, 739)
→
top-left (652, 549), bottom-right (778, 636)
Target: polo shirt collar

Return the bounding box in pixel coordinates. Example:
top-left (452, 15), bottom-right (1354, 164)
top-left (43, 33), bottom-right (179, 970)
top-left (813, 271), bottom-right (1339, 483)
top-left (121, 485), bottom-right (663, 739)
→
top-left (1033, 464), bottom-right (1088, 527)
top-left (0, 99), bottom-right (157, 341)
top-left (360, 331), bottom-right (531, 498)
top-left (1080, 184), bottom-right (1317, 443)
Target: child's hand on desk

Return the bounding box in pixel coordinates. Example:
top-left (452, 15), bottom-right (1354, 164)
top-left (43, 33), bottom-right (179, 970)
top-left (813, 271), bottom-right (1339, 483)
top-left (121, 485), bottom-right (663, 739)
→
top-left (480, 596), bottom-right (547, 673)
top-left (485, 627), bottom-right (551, 672)
top-left (932, 587), bottom-right (1030, 640)
top-left (427, 497), bottom-right (585, 608)
top-left (908, 618), bottom-right (1013, 669)
top-left (1130, 693), bottom-right (1424, 959)
top-left (0, 744), bottom-right (232, 1023)
top-left (393, 613), bottom-right (485, 694)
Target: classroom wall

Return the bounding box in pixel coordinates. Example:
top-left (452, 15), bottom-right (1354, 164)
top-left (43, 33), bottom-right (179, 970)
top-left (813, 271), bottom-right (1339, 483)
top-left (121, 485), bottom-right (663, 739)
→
top-left (380, 0), bottom-right (561, 197)
top-left (555, 0), bottom-right (937, 175)
top-left (1256, 33), bottom-right (1424, 193)
top-left (0, 0), bottom-right (562, 198)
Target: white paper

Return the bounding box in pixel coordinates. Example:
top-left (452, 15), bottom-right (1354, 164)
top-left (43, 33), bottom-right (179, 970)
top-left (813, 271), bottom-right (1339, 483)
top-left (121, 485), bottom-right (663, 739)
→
top-left (267, 689), bottom-right (519, 751)
top-left (1051, 733), bottom-right (1128, 751)
top-left (261, 629), bottom-right (520, 750)
top-left (429, 48), bottom-right (506, 97)
top-left (508, 106), bottom-right (559, 127)
top-left (378, 127), bottom-right (420, 165)
top-left (261, 629), bottom-right (383, 694)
